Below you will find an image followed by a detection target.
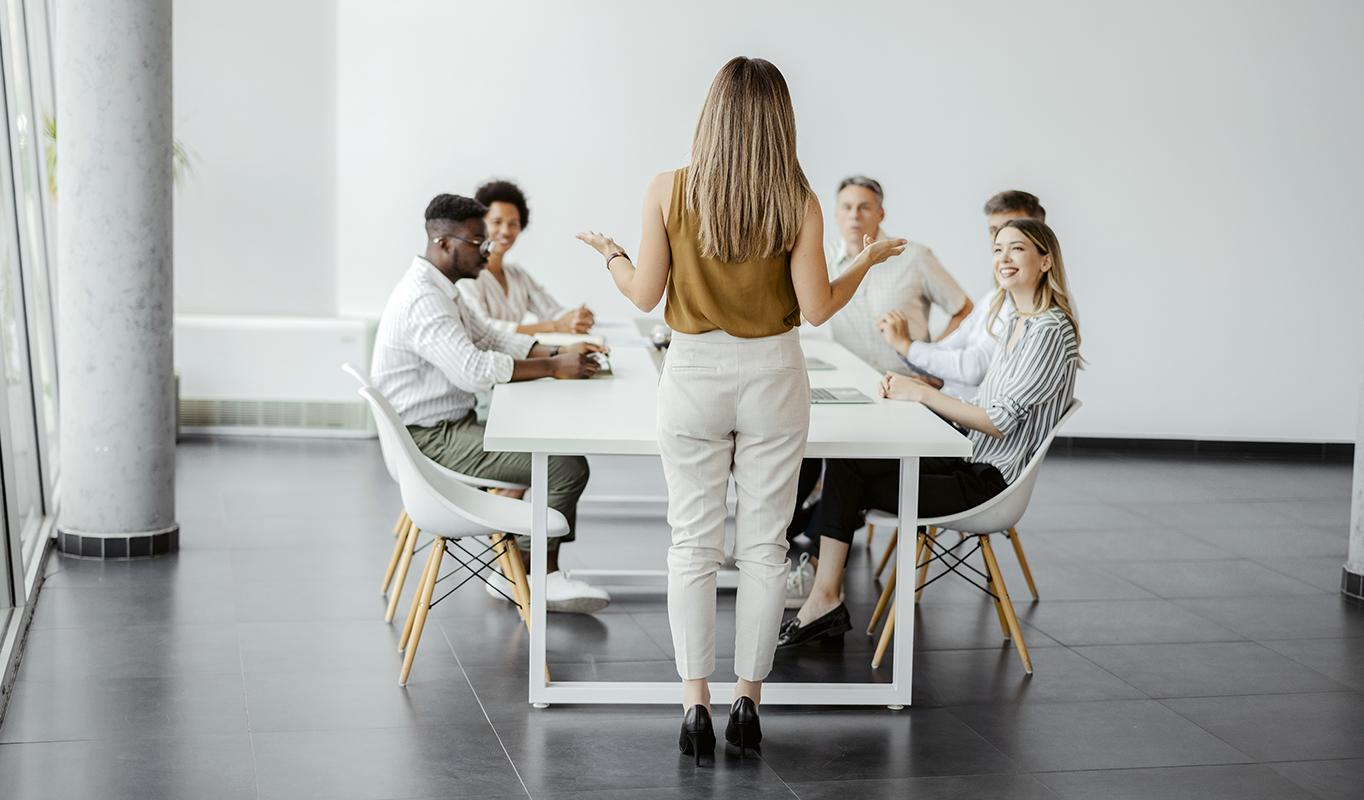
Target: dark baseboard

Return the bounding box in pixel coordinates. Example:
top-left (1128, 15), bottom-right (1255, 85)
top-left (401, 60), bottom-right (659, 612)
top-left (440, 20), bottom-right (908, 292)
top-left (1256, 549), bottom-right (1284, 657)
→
top-left (1055, 436), bottom-right (1354, 463)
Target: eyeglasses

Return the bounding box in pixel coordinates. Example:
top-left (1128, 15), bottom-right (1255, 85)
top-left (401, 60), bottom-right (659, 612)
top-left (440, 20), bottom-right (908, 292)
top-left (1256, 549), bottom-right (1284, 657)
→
top-left (432, 234), bottom-right (493, 256)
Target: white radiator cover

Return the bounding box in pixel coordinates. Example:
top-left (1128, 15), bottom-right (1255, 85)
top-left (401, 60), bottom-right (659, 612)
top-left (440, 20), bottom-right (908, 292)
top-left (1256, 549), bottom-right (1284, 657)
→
top-left (175, 315), bottom-right (378, 438)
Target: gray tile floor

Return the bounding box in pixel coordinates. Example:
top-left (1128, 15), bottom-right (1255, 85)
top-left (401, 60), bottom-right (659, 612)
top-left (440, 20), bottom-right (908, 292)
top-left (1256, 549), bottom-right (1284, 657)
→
top-left (1, 438), bottom-right (1361, 799)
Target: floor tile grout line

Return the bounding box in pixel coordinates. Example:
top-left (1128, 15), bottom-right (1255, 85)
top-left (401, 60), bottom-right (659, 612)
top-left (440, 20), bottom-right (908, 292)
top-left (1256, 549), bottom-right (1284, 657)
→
top-left (1061, 639), bottom-right (1358, 700)
top-left (239, 654), bottom-right (263, 800)
top-left (1059, 644), bottom-right (1159, 701)
top-left (1024, 759), bottom-right (1335, 776)
top-left (1147, 695), bottom-right (1273, 766)
top-left (439, 622), bottom-right (532, 800)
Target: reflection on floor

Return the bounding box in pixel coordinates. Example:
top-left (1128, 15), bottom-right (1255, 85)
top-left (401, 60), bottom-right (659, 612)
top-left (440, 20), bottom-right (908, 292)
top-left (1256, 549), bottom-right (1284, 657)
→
top-left (0, 437), bottom-right (1361, 799)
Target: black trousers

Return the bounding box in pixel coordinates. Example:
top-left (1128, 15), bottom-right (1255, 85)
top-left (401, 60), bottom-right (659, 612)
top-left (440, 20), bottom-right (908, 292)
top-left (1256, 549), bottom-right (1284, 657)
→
top-left (786, 458), bottom-right (824, 542)
top-left (808, 457), bottom-right (1008, 546)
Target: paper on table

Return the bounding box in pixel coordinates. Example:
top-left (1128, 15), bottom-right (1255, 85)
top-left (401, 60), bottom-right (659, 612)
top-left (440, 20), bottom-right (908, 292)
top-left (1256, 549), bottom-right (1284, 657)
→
top-left (535, 332), bottom-right (606, 347)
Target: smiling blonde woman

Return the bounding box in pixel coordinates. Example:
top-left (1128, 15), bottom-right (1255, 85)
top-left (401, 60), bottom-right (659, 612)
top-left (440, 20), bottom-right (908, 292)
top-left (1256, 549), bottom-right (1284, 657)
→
top-left (780, 218), bottom-right (1081, 651)
top-left (577, 56), bottom-right (904, 763)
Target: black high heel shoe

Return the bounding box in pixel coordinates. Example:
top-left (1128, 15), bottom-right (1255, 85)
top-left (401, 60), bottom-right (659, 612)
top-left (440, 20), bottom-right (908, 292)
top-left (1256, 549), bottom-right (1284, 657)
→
top-left (725, 696), bottom-right (762, 759)
top-left (678, 704), bottom-right (715, 765)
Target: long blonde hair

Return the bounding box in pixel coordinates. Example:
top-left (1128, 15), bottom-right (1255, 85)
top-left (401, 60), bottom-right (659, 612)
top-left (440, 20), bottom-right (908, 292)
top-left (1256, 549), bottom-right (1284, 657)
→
top-left (685, 57), bottom-right (811, 263)
top-left (990, 218), bottom-right (1083, 356)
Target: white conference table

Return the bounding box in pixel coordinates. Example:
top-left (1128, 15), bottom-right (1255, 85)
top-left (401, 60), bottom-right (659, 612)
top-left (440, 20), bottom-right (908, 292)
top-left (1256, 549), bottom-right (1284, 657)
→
top-left (485, 322), bottom-right (970, 707)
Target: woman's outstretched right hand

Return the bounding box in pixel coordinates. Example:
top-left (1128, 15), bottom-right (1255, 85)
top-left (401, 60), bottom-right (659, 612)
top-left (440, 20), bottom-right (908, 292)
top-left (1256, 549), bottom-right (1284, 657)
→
top-left (858, 234), bottom-right (908, 268)
top-left (575, 230), bottom-right (622, 258)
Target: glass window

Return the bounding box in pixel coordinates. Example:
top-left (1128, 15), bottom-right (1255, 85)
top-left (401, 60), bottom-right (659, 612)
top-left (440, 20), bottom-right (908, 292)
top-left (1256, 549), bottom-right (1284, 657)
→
top-left (0, 0), bottom-right (54, 515)
top-left (0, 101), bottom-right (40, 573)
top-left (22, 0), bottom-right (52, 265)
top-left (0, 0), bottom-right (52, 590)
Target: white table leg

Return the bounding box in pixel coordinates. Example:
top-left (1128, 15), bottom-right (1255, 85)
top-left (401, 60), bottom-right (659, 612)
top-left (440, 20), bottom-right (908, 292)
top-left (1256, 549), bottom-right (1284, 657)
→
top-left (889, 456), bottom-right (920, 709)
top-left (529, 451), bottom-right (549, 707)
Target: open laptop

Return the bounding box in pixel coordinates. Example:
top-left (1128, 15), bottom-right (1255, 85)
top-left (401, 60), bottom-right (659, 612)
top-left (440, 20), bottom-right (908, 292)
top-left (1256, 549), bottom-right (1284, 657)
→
top-left (804, 357), bottom-right (836, 371)
top-left (810, 387), bottom-right (874, 405)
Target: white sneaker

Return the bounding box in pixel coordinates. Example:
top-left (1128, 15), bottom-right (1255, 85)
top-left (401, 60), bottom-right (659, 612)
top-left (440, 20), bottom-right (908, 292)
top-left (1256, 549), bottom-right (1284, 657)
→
top-left (545, 571), bottom-right (611, 614)
top-left (784, 553), bottom-right (815, 609)
top-left (484, 565), bottom-right (518, 604)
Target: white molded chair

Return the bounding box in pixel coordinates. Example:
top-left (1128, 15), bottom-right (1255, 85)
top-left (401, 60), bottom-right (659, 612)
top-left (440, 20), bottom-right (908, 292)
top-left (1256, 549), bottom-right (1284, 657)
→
top-left (340, 363), bottom-right (527, 617)
top-left (867, 400), bottom-right (1083, 675)
top-left (358, 384), bottom-right (568, 685)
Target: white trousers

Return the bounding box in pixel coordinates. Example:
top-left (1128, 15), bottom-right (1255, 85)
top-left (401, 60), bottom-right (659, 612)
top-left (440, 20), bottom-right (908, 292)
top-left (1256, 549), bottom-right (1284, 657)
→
top-left (657, 328), bottom-right (811, 681)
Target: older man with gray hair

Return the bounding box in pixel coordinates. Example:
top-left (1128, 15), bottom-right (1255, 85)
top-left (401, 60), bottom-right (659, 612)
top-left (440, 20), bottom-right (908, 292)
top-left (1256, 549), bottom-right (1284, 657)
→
top-left (781, 176), bottom-right (973, 609)
top-left (825, 175), bottom-right (972, 373)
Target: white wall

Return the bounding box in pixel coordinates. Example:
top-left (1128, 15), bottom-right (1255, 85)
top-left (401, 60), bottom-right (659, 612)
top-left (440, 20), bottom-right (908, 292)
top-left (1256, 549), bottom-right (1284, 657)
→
top-left (173, 0), bottom-right (337, 316)
top-left (182, 0), bottom-right (1364, 442)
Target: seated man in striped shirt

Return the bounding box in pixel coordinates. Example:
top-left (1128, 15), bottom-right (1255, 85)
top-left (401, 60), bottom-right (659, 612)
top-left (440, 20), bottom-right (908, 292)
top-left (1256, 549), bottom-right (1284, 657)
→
top-left (370, 194), bottom-right (612, 613)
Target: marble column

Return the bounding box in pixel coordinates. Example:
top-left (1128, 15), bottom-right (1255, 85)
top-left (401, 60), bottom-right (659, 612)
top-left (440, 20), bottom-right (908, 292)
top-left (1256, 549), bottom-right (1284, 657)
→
top-left (55, 0), bottom-right (178, 557)
top-left (1346, 363), bottom-right (1364, 600)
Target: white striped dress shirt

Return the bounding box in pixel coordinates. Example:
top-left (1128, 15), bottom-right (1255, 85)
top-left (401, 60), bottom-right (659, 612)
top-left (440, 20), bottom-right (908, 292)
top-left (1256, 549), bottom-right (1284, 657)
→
top-left (967, 308), bottom-right (1079, 483)
top-left (456, 263), bottom-right (566, 334)
top-left (370, 257), bottom-right (536, 427)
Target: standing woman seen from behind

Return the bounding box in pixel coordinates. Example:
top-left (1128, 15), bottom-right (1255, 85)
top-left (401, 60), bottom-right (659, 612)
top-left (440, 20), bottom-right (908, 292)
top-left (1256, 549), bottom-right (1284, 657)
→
top-left (577, 56), bottom-right (905, 763)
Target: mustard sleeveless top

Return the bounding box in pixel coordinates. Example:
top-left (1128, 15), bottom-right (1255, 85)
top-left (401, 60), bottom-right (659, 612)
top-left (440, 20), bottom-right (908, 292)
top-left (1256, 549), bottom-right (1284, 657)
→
top-left (663, 167), bottom-right (801, 337)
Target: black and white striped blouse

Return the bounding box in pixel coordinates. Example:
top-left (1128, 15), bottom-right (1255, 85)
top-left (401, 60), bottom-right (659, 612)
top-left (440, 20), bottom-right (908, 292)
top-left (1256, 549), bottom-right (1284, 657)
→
top-left (967, 308), bottom-right (1079, 483)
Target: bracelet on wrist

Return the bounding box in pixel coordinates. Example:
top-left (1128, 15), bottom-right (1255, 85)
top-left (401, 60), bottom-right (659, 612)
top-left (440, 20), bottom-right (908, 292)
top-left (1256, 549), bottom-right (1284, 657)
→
top-left (605, 251), bottom-right (629, 269)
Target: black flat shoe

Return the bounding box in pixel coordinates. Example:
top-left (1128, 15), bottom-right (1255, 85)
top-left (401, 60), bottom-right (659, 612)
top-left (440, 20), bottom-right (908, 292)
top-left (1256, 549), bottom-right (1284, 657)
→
top-left (776, 603), bottom-right (852, 649)
top-left (725, 696), bottom-right (762, 758)
top-left (679, 704), bottom-right (715, 765)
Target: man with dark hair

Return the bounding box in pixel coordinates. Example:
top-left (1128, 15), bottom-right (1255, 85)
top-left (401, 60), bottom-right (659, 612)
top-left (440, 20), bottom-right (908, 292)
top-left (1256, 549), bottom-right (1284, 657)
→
top-left (370, 193), bottom-right (612, 612)
top-left (875, 189), bottom-right (1046, 399)
top-left (984, 190), bottom-right (1046, 237)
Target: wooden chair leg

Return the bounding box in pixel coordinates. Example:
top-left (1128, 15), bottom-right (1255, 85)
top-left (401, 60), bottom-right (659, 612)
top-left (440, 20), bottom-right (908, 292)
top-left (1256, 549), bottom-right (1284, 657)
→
top-left (1007, 527), bottom-right (1039, 600)
top-left (874, 528), bottom-right (899, 579)
top-left (400, 537), bottom-right (445, 686)
top-left (493, 534), bottom-right (529, 624)
top-left (385, 523), bottom-right (421, 622)
top-left (400, 537), bottom-right (440, 651)
top-left (915, 528), bottom-right (938, 602)
top-left (865, 523), bottom-right (875, 549)
top-left (871, 600), bottom-right (896, 669)
top-left (986, 574), bottom-right (1011, 639)
top-left (381, 514), bottom-right (412, 595)
top-left (502, 537), bottom-right (533, 615)
top-left (980, 535), bottom-right (1032, 674)
top-left (867, 564), bottom-right (898, 634)
top-left (393, 509), bottom-right (408, 537)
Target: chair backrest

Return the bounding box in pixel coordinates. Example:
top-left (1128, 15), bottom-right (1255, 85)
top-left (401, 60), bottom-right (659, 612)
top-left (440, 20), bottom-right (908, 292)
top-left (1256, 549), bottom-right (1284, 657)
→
top-left (345, 362), bottom-right (528, 495)
top-left (341, 362), bottom-right (397, 482)
top-left (340, 361), bottom-right (373, 388)
top-left (356, 384), bottom-right (556, 540)
top-left (927, 399), bottom-right (1083, 534)
top-left (357, 385), bottom-right (503, 539)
